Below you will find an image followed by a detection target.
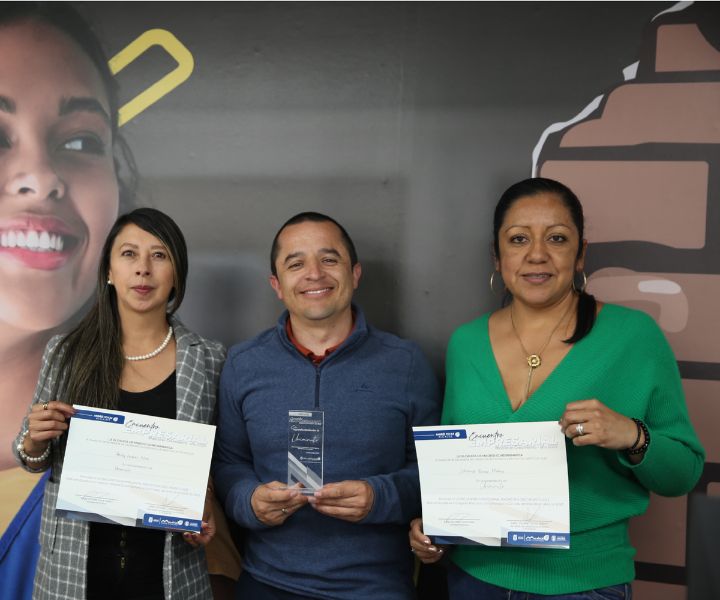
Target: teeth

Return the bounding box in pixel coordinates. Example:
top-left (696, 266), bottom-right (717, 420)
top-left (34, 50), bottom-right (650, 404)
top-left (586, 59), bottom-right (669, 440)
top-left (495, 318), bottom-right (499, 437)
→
top-left (0, 230), bottom-right (67, 252)
top-left (304, 288), bottom-right (330, 295)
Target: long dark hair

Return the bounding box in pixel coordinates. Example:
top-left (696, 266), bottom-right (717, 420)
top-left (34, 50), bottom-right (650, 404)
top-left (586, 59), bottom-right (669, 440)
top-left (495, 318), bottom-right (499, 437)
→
top-left (493, 177), bottom-right (596, 343)
top-left (52, 209), bottom-right (188, 409)
top-left (0, 2), bottom-right (137, 212)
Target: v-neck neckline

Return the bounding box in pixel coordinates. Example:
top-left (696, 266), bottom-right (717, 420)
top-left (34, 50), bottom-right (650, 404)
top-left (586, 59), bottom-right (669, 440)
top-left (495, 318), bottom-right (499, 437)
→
top-left (481, 307), bottom-right (602, 415)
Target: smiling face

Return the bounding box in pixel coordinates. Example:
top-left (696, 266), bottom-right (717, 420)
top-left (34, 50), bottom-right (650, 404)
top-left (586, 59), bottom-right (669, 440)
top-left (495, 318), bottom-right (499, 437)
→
top-left (0, 20), bottom-right (119, 332)
top-left (496, 192), bottom-right (587, 309)
top-left (269, 220), bottom-right (361, 327)
top-left (107, 224), bottom-right (175, 318)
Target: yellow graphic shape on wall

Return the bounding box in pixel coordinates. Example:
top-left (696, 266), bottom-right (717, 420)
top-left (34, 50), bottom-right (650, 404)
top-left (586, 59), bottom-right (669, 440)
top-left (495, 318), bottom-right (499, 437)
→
top-left (109, 29), bottom-right (194, 127)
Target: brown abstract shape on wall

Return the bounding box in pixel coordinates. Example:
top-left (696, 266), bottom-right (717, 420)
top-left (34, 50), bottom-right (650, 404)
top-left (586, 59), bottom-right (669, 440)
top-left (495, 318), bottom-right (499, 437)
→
top-left (535, 3), bottom-right (720, 597)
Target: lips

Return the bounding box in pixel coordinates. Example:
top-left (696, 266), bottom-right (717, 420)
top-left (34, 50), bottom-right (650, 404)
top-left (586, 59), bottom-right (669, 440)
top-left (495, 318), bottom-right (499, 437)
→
top-left (522, 272), bottom-right (553, 283)
top-left (301, 287), bottom-right (333, 296)
top-left (132, 285), bottom-right (154, 295)
top-left (0, 215), bottom-right (80, 270)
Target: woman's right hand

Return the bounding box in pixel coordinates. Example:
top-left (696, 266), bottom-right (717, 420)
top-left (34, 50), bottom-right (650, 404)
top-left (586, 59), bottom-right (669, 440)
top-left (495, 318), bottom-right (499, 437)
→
top-left (25, 401), bottom-right (75, 454)
top-left (409, 517), bottom-right (446, 564)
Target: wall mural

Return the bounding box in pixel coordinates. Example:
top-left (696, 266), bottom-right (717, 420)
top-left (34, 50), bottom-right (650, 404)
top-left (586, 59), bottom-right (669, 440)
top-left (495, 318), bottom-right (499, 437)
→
top-left (536, 3), bottom-right (719, 598)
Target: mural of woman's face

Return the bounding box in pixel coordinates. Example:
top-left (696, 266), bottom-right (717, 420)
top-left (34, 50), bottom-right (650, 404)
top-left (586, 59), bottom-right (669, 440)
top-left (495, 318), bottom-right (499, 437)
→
top-left (0, 20), bottom-right (119, 333)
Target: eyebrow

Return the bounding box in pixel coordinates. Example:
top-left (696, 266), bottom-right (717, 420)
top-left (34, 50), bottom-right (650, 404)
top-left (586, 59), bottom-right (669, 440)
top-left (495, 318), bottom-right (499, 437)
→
top-left (0, 95), bottom-right (16, 114)
top-left (119, 242), bottom-right (166, 250)
top-left (504, 223), bottom-right (572, 231)
top-left (59, 97), bottom-right (111, 125)
top-left (282, 248), bottom-right (342, 264)
top-left (0, 94), bottom-right (111, 125)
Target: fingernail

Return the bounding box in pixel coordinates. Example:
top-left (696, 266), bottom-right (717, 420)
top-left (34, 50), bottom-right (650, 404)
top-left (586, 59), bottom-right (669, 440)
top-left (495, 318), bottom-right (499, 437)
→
top-left (423, 538), bottom-right (430, 544)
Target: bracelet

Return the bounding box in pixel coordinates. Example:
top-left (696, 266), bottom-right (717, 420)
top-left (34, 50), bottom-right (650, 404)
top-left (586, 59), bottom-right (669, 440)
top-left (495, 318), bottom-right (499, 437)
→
top-left (627, 418), bottom-right (650, 456)
top-left (16, 430), bottom-right (51, 464)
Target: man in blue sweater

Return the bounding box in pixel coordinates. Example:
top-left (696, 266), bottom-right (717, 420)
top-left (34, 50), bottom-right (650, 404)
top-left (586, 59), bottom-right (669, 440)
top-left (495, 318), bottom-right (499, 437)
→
top-left (213, 212), bottom-right (441, 599)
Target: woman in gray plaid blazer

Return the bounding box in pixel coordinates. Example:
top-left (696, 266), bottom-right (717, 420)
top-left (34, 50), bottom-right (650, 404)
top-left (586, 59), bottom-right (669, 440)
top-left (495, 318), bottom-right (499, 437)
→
top-left (14, 208), bottom-right (225, 600)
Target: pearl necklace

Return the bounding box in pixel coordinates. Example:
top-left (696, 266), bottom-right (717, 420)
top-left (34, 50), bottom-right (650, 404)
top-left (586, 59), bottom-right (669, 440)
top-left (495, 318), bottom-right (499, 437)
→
top-left (124, 326), bottom-right (173, 361)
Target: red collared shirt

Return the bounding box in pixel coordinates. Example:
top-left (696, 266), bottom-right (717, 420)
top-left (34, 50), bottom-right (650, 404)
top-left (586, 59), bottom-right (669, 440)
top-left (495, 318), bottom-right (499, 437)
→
top-left (285, 315), bottom-right (356, 365)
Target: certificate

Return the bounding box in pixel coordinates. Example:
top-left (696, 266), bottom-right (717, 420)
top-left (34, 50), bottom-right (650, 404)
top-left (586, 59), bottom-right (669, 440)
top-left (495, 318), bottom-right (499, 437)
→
top-left (413, 421), bottom-right (570, 548)
top-left (56, 405), bottom-right (215, 533)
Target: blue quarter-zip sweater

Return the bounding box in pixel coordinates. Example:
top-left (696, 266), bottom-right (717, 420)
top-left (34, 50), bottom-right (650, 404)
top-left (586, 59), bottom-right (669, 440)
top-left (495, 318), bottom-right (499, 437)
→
top-left (213, 307), bottom-right (441, 599)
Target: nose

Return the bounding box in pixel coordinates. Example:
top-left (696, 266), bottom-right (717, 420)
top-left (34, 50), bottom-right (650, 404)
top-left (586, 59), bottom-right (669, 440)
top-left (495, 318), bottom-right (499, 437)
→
top-left (136, 256), bottom-right (151, 277)
top-left (304, 259), bottom-right (323, 279)
top-left (526, 239), bottom-right (549, 262)
top-left (4, 145), bottom-right (66, 201)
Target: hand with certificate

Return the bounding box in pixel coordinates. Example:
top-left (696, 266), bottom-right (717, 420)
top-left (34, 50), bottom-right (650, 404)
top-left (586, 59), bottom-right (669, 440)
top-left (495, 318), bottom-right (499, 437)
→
top-left (559, 399), bottom-right (647, 463)
top-left (19, 401), bottom-right (75, 465)
top-left (409, 518), bottom-right (445, 563)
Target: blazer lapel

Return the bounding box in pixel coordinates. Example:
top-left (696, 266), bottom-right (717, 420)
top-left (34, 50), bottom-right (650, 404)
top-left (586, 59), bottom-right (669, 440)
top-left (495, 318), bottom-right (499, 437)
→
top-left (173, 320), bottom-right (206, 423)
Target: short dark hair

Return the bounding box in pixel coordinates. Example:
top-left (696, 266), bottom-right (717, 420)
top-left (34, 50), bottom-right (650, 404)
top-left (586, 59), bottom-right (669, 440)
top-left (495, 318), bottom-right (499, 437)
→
top-left (270, 212), bottom-right (359, 276)
top-left (492, 177), bottom-right (596, 344)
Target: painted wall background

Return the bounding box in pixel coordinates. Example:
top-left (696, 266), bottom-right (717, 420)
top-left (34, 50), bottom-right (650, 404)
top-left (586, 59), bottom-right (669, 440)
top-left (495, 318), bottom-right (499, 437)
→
top-left (5, 2), bottom-right (719, 598)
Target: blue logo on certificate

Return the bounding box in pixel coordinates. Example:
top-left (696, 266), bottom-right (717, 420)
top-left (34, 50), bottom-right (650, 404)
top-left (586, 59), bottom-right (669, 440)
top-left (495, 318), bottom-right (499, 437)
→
top-left (507, 531), bottom-right (570, 547)
top-left (143, 513), bottom-right (201, 533)
top-left (73, 409), bottom-right (125, 424)
top-left (413, 429), bottom-right (467, 441)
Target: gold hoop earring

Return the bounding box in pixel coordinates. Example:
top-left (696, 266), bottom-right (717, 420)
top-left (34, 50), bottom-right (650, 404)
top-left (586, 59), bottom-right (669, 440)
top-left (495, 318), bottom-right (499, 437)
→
top-left (490, 271), bottom-right (501, 295)
top-left (573, 271), bottom-right (588, 294)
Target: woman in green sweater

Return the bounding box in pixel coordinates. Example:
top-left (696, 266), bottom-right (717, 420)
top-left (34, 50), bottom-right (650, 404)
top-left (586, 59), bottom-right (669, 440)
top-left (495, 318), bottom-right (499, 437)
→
top-left (409, 178), bottom-right (704, 598)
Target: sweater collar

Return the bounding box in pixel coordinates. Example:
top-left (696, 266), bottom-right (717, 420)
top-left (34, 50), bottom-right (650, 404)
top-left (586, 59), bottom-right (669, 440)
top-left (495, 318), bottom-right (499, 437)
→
top-left (276, 304), bottom-right (368, 362)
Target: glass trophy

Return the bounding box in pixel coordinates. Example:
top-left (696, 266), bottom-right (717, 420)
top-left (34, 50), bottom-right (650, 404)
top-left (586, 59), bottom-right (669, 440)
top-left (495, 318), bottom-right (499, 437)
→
top-left (287, 410), bottom-right (324, 494)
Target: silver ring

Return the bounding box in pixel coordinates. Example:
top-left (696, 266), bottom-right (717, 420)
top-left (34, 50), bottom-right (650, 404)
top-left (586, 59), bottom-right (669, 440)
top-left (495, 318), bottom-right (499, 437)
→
top-left (42, 402), bottom-right (49, 411)
top-left (281, 507), bottom-right (288, 515)
top-left (576, 423), bottom-right (585, 436)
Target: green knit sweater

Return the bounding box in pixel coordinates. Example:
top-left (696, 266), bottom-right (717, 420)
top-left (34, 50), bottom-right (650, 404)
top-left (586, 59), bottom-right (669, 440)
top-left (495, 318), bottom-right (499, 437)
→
top-left (442, 304), bottom-right (704, 594)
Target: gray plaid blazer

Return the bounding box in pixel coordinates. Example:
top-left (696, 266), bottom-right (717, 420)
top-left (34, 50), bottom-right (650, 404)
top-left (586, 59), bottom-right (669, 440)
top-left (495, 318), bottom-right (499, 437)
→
top-left (13, 317), bottom-right (225, 600)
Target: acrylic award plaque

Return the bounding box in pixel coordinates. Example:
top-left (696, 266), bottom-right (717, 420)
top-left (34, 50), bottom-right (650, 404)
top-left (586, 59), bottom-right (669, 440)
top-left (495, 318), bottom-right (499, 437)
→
top-left (287, 410), bottom-right (324, 494)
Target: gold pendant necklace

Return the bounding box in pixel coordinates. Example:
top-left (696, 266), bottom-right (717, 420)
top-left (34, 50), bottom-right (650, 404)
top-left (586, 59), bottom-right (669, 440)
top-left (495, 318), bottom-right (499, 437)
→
top-left (510, 300), bottom-right (574, 402)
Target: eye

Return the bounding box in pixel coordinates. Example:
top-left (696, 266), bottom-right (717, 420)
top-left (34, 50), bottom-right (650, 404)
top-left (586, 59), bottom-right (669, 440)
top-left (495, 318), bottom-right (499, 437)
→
top-left (509, 234), bottom-right (528, 244)
top-left (60, 134), bottom-right (106, 155)
top-left (548, 233), bottom-right (568, 243)
top-left (0, 129), bottom-right (10, 150)
top-left (287, 262), bottom-right (303, 270)
top-left (152, 251), bottom-right (167, 260)
top-left (322, 257), bottom-right (338, 265)
top-left (121, 249), bottom-right (135, 257)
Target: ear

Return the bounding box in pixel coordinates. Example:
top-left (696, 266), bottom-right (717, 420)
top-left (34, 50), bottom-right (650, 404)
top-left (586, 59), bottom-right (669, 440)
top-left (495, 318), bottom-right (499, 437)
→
top-left (269, 275), bottom-right (283, 300)
top-left (576, 239), bottom-right (588, 273)
top-left (352, 263), bottom-right (362, 290)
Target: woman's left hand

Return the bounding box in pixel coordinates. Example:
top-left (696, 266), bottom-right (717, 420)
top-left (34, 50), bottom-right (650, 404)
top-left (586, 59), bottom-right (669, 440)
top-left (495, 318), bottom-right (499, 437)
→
top-left (559, 399), bottom-right (638, 450)
top-left (183, 485), bottom-right (217, 548)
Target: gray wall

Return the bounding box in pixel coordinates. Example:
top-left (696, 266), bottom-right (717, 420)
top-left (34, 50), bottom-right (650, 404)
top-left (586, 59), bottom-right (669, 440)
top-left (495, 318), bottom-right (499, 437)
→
top-left (85, 1), bottom-right (667, 367)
